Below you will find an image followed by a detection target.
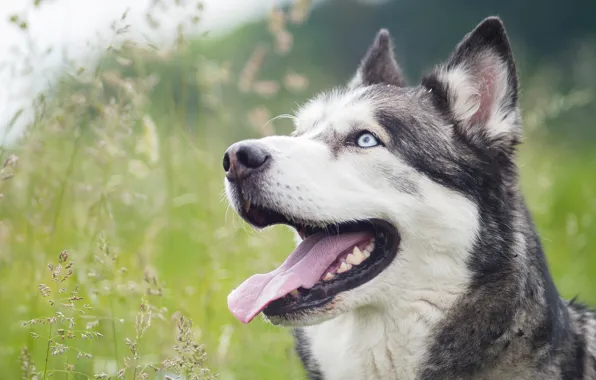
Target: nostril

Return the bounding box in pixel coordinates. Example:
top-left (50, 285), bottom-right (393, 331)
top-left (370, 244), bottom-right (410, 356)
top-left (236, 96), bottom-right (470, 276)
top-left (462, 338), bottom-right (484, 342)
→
top-left (223, 152), bottom-right (231, 172)
top-left (237, 145), bottom-right (270, 169)
top-left (237, 148), bottom-right (250, 168)
top-left (259, 154), bottom-right (270, 167)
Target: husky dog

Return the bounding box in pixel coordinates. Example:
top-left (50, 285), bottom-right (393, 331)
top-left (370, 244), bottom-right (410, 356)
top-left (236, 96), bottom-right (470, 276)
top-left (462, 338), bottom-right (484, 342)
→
top-left (222, 17), bottom-right (596, 380)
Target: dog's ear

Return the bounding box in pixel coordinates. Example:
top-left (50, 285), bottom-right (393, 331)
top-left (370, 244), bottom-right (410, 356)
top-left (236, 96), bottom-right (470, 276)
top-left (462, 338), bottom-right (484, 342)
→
top-left (349, 29), bottom-right (406, 88)
top-left (422, 17), bottom-right (521, 154)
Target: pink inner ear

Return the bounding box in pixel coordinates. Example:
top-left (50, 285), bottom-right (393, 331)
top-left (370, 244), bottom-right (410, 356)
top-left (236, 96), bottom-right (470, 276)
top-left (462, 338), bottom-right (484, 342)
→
top-left (469, 64), bottom-right (498, 127)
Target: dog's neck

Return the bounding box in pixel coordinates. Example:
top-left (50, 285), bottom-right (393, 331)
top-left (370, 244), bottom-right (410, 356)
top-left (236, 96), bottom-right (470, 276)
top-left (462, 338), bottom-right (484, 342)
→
top-left (416, 196), bottom-right (573, 380)
top-left (299, 197), bottom-right (575, 380)
top-left (302, 304), bottom-right (433, 379)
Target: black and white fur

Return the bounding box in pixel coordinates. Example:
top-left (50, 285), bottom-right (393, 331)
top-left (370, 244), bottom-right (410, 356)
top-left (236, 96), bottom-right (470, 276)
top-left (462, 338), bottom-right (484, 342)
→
top-left (225, 17), bottom-right (596, 379)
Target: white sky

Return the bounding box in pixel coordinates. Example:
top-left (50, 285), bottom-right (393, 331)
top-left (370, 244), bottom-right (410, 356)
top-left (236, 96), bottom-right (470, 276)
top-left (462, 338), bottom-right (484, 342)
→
top-left (0, 0), bottom-right (278, 144)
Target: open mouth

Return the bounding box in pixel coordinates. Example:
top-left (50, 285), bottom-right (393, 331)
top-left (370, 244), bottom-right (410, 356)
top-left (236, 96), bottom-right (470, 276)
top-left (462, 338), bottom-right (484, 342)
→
top-left (227, 201), bottom-right (400, 324)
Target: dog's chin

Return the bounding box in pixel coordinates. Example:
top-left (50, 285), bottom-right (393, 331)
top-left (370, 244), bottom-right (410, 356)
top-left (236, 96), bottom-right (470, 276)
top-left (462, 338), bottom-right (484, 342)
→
top-left (228, 184), bottom-right (401, 326)
top-left (263, 302), bottom-right (346, 327)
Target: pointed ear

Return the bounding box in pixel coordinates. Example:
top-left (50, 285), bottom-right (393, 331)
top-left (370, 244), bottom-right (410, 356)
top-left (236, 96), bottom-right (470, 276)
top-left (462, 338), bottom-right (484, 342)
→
top-left (422, 17), bottom-right (521, 154)
top-left (349, 29), bottom-right (406, 88)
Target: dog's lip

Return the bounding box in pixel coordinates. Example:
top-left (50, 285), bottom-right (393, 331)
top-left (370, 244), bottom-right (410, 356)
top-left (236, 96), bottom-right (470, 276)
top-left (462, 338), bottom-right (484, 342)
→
top-left (232, 190), bottom-right (283, 229)
top-left (230, 181), bottom-right (327, 231)
top-left (265, 294), bottom-right (335, 318)
top-left (236, 195), bottom-right (319, 230)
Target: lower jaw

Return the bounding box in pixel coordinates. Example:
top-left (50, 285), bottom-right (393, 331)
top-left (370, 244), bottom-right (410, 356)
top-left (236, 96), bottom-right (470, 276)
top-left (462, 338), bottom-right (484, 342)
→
top-left (265, 313), bottom-right (333, 327)
top-left (263, 294), bottom-right (335, 319)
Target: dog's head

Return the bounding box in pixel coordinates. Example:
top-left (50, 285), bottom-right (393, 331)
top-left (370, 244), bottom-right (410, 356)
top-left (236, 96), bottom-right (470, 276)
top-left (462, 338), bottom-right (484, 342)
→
top-left (224, 17), bottom-right (521, 326)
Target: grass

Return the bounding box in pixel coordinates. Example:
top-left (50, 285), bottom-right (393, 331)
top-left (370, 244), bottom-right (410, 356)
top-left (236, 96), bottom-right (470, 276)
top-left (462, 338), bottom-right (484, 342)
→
top-left (0, 5), bottom-right (312, 379)
top-left (0, 78), bottom-right (306, 378)
top-left (1, 2), bottom-right (596, 379)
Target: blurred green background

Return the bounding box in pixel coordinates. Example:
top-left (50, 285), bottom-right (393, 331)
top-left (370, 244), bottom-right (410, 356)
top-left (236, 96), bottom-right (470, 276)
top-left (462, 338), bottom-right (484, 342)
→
top-left (1, 0), bottom-right (596, 378)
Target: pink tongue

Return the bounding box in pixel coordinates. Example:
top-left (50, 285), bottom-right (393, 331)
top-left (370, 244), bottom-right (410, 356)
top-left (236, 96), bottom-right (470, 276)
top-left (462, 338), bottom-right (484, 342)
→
top-left (227, 231), bottom-right (371, 324)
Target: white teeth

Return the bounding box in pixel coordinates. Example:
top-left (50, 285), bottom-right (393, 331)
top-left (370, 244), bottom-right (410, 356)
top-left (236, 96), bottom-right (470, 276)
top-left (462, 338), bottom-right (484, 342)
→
top-left (345, 254), bottom-right (357, 265)
top-left (347, 247), bottom-right (364, 265)
top-left (243, 199), bottom-right (251, 213)
top-left (321, 239), bottom-right (377, 280)
top-left (363, 239), bottom-right (375, 258)
top-left (290, 290), bottom-right (299, 297)
top-left (354, 246), bottom-right (366, 260)
top-left (337, 262), bottom-right (350, 273)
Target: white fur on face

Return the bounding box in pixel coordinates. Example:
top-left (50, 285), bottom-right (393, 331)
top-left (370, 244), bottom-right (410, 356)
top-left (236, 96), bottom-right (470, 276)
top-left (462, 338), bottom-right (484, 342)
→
top-left (233, 88), bottom-right (479, 318)
top-left (234, 90), bottom-right (479, 379)
top-left (228, 89), bottom-right (481, 379)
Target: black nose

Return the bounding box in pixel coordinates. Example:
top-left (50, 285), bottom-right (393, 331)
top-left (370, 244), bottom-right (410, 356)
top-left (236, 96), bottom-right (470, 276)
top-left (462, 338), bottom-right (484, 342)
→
top-left (223, 142), bottom-right (271, 182)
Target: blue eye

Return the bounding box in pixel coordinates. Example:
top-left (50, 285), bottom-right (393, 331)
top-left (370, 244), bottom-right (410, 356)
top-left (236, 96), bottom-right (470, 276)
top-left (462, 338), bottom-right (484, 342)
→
top-left (356, 132), bottom-right (379, 148)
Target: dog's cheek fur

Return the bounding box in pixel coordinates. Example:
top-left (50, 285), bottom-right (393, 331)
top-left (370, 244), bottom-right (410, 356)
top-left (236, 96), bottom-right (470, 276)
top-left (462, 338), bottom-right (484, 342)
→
top-left (296, 170), bottom-right (481, 379)
top-left (241, 110), bottom-right (482, 331)
top-left (239, 81), bottom-right (488, 375)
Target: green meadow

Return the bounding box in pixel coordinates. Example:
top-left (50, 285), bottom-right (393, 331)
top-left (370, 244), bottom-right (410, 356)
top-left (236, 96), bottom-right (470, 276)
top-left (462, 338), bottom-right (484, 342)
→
top-left (1, 1), bottom-right (596, 379)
